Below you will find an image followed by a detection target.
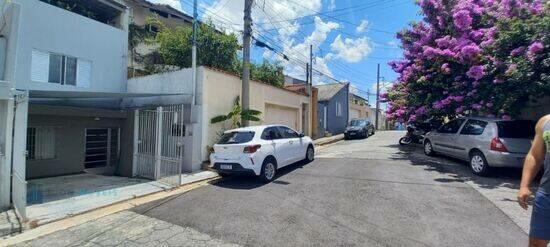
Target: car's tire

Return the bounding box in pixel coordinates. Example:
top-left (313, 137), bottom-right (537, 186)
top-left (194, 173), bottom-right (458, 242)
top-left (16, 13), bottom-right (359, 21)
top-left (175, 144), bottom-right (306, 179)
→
top-left (260, 158), bottom-right (277, 183)
top-left (304, 145), bottom-right (315, 163)
top-left (424, 140), bottom-right (435, 156)
top-left (469, 150), bottom-right (491, 176)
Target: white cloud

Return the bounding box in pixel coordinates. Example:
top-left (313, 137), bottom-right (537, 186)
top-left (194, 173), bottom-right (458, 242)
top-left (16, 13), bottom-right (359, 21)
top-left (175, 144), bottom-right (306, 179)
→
top-left (328, 0), bottom-right (336, 11)
top-left (149, 0), bottom-right (184, 11)
top-left (330, 35), bottom-right (372, 63)
top-left (371, 81), bottom-right (394, 93)
top-left (356, 19), bottom-right (369, 33)
top-left (387, 40), bottom-right (398, 47)
top-left (201, 0), bottom-right (322, 35)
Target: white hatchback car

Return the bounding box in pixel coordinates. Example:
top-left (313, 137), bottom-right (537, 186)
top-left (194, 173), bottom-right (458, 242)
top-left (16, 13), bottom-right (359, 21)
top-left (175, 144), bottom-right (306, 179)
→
top-left (210, 125), bottom-right (315, 182)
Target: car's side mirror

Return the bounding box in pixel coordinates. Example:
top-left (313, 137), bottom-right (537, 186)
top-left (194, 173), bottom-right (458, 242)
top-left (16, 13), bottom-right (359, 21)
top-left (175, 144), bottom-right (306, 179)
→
top-left (298, 133), bottom-right (305, 138)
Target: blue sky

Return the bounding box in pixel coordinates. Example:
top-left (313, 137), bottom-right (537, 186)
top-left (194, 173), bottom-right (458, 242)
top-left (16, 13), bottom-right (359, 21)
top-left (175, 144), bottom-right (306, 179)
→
top-left (151, 0), bottom-right (421, 105)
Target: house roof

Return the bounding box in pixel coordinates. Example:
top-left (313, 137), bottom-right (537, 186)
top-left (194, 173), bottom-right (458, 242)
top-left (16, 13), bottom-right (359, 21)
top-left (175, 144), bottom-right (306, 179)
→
top-left (316, 83), bottom-right (348, 101)
top-left (351, 93), bottom-right (368, 102)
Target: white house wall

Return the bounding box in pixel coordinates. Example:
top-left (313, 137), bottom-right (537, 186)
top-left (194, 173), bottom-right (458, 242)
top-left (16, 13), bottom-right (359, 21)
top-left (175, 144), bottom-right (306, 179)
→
top-left (124, 68), bottom-right (198, 107)
top-left (5, 0), bottom-right (129, 93)
top-left (0, 98), bottom-right (14, 209)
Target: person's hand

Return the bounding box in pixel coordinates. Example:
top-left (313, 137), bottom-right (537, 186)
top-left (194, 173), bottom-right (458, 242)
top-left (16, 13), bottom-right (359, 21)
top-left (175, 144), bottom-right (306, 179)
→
top-left (517, 187), bottom-right (533, 210)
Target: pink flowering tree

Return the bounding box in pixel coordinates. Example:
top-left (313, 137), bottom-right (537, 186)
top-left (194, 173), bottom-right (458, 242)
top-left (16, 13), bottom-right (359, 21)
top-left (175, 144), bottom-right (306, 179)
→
top-left (385, 0), bottom-right (549, 122)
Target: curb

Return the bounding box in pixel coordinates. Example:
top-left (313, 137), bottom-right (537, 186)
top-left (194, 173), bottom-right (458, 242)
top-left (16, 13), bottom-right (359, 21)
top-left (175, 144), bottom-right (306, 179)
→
top-left (313, 134), bottom-right (345, 147)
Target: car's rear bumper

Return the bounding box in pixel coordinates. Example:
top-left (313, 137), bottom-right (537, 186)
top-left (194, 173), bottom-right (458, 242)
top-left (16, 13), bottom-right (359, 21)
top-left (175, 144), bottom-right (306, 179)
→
top-left (211, 163), bottom-right (257, 175)
top-left (210, 154), bottom-right (262, 175)
top-left (485, 150), bottom-right (526, 168)
top-left (344, 130), bottom-right (364, 138)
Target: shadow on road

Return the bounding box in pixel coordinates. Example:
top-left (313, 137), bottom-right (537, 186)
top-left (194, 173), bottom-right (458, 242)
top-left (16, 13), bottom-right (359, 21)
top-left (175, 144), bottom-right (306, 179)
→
top-left (212, 160), bottom-right (312, 190)
top-left (384, 143), bottom-right (528, 191)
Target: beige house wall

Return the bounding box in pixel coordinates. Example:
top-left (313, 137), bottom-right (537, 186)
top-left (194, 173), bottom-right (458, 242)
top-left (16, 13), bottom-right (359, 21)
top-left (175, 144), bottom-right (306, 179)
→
top-left (201, 68), bottom-right (311, 161)
top-left (349, 102), bottom-right (369, 120)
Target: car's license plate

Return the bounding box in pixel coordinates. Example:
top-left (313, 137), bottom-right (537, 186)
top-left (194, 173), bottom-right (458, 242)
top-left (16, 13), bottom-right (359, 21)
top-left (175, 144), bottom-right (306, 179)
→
top-left (350, 132), bottom-right (356, 135)
top-left (220, 164), bottom-right (232, 170)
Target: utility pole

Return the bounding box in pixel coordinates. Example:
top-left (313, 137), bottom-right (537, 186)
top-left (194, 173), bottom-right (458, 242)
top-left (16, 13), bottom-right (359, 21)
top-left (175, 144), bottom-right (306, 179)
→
top-left (305, 63), bottom-right (309, 85)
top-left (309, 45), bottom-right (313, 136)
top-left (242, 0), bottom-right (253, 126)
top-left (309, 45), bottom-right (313, 88)
top-left (375, 63), bottom-right (380, 130)
top-left (191, 0), bottom-right (198, 107)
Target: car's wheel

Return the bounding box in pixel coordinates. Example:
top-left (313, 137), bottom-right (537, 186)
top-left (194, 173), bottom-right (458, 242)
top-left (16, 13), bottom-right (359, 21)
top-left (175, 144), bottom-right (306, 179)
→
top-left (304, 145), bottom-right (315, 162)
top-left (470, 151), bottom-right (491, 176)
top-left (424, 140), bottom-right (435, 156)
top-left (260, 158), bottom-right (277, 182)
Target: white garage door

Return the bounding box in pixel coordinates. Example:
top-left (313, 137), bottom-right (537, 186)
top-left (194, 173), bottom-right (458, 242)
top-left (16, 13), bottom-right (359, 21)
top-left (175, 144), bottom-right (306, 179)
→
top-left (349, 109), bottom-right (360, 120)
top-left (265, 104), bottom-right (299, 130)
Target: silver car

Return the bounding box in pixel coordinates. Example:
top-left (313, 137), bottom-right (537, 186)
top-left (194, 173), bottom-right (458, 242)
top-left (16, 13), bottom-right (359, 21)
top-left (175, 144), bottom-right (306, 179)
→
top-left (423, 117), bottom-right (535, 176)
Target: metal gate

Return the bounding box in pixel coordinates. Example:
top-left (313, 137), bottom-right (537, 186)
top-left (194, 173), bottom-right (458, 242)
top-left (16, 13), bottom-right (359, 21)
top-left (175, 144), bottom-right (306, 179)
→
top-left (134, 105), bottom-right (185, 187)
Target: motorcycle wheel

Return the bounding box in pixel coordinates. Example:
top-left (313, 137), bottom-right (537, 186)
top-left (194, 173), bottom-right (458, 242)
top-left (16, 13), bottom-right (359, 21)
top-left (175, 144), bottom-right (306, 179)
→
top-left (399, 137), bottom-right (412, 145)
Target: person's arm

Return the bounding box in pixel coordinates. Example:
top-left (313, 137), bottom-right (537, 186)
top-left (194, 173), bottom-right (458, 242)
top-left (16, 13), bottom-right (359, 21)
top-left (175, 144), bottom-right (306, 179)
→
top-left (518, 116), bottom-right (548, 209)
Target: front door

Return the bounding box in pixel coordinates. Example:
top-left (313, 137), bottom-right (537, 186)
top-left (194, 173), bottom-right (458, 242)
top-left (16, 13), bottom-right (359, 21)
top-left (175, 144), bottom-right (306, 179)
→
top-left (84, 128), bottom-right (119, 174)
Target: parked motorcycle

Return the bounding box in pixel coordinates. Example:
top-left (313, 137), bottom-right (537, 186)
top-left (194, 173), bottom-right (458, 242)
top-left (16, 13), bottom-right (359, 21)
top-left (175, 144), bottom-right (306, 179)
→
top-left (399, 121), bottom-right (437, 145)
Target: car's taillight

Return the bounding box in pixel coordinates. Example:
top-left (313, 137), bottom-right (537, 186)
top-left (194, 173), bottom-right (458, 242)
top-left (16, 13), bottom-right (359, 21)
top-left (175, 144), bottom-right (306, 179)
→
top-left (490, 137), bottom-right (509, 152)
top-left (243, 144), bottom-right (261, 153)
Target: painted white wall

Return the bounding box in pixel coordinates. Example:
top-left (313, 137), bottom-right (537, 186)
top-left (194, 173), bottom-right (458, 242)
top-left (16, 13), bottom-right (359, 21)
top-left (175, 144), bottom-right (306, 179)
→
top-left (0, 98), bottom-right (14, 209)
top-left (124, 68), bottom-right (197, 107)
top-left (3, 0), bottom-right (129, 93)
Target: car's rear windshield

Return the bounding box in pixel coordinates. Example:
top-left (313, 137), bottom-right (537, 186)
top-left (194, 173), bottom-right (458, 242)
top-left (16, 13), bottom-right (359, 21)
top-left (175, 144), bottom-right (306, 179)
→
top-left (496, 120), bottom-right (536, 139)
top-left (218, 131), bottom-right (255, 144)
top-left (350, 120), bottom-right (366, 126)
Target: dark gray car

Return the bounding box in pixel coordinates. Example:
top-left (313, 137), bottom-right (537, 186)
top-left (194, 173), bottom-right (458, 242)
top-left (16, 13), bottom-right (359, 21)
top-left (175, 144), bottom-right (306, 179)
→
top-left (423, 117), bottom-right (535, 176)
top-left (344, 118), bottom-right (375, 140)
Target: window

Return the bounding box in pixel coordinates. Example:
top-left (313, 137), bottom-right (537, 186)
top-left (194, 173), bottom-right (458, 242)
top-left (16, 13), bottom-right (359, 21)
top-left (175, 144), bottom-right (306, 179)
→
top-left (261, 127), bottom-right (282, 140)
top-left (278, 126), bottom-right (299, 139)
top-left (438, 119), bottom-right (465, 134)
top-left (65, 57), bottom-right (77, 86)
top-left (336, 101), bottom-right (343, 117)
top-left (48, 54), bottom-right (77, 85)
top-left (48, 53), bottom-right (63, 84)
top-left (26, 127), bottom-right (56, 160)
top-left (460, 120), bottom-right (488, 135)
top-left (218, 131), bottom-right (255, 144)
top-left (31, 49), bottom-right (91, 87)
top-left (349, 119), bottom-right (367, 127)
top-left (497, 120), bottom-right (536, 139)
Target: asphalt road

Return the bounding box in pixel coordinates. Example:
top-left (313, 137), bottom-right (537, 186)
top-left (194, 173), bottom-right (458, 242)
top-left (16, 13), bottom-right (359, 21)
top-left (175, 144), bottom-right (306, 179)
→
top-left (15, 131), bottom-right (529, 247)
top-left (130, 131), bottom-right (527, 247)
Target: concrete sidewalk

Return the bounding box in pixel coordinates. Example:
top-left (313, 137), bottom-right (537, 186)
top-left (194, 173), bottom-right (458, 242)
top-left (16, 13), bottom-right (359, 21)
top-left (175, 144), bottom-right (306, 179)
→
top-left (0, 210), bottom-right (21, 238)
